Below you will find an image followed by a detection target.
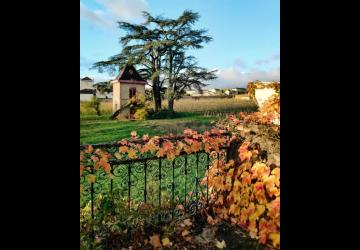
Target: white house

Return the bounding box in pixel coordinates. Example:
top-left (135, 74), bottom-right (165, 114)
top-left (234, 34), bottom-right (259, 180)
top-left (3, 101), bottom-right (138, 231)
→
top-left (208, 88), bottom-right (221, 95)
top-left (80, 77), bottom-right (96, 101)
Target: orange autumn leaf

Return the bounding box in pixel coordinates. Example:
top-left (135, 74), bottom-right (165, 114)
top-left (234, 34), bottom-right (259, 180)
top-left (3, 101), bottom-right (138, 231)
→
top-left (215, 195), bottom-right (224, 205)
top-left (182, 229), bottom-right (189, 237)
top-left (207, 215), bottom-right (215, 225)
top-left (240, 208), bottom-right (248, 225)
top-left (149, 234), bottom-right (162, 249)
top-left (204, 143), bottom-right (211, 153)
top-left (229, 204), bottom-right (240, 216)
top-left (166, 150), bottom-right (176, 161)
top-left (119, 146), bottom-right (129, 153)
top-left (156, 148), bottom-right (166, 158)
top-left (80, 165), bottom-right (84, 177)
top-left (190, 141), bottom-right (201, 152)
top-left (241, 172), bottom-right (251, 186)
top-left (184, 236), bottom-right (192, 242)
top-left (183, 218), bottom-right (192, 226)
top-left (248, 220), bottom-right (258, 238)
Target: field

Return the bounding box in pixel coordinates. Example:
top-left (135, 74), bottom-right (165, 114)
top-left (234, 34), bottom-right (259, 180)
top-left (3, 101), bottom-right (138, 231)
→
top-left (80, 96), bottom-right (257, 145)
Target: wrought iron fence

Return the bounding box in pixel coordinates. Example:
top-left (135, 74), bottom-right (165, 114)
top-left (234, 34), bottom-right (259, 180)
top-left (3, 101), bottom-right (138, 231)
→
top-left (80, 135), bottom-right (229, 222)
top-left (80, 133), bottom-right (232, 246)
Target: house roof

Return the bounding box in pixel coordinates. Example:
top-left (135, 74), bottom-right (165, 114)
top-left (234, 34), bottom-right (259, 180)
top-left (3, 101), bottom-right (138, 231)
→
top-left (81, 77), bottom-right (93, 81)
top-left (113, 64), bottom-right (147, 85)
top-left (80, 89), bottom-right (96, 94)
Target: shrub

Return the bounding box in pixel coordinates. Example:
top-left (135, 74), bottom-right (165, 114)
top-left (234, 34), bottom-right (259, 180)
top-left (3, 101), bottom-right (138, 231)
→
top-left (134, 107), bottom-right (148, 120)
top-left (83, 96), bottom-right (101, 116)
top-left (147, 109), bottom-right (178, 119)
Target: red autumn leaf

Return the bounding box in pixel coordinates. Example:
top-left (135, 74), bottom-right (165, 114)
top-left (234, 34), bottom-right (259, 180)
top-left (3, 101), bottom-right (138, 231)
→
top-left (162, 141), bottom-right (174, 151)
top-left (84, 145), bottom-right (93, 154)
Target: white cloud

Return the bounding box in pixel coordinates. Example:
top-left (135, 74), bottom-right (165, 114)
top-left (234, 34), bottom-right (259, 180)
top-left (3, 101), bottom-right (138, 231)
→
top-left (80, 2), bottom-right (111, 28)
top-left (207, 67), bottom-right (280, 88)
top-left (97, 0), bottom-right (149, 21)
top-left (80, 0), bottom-right (149, 29)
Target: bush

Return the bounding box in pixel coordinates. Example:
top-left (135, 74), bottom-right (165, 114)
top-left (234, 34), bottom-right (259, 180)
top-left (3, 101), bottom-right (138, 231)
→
top-left (134, 107), bottom-right (149, 120)
top-left (83, 96), bottom-right (101, 116)
top-left (147, 109), bottom-right (178, 119)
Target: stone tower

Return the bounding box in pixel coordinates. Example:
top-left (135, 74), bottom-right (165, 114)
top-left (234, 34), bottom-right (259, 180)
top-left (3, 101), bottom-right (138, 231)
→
top-left (110, 64), bottom-right (146, 112)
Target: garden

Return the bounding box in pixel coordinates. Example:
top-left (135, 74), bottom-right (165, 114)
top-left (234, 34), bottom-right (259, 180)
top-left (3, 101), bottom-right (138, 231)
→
top-left (80, 92), bottom-right (280, 249)
top-left (80, 6), bottom-right (279, 249)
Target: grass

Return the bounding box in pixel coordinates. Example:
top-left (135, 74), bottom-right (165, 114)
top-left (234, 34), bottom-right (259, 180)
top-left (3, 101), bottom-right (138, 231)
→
top-left (170, 96), bottom-right (257, 115)
top-left (80, 96), bottom-right (257, 145)
top-left (80, 113), bottom-right (218, 144)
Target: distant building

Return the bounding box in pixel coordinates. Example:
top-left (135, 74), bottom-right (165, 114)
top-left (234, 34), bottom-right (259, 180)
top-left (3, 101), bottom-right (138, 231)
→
top-left (209, 88), bottom-right (221, 95)
top-left (231, 88), bottom-right (247, 94)
top-left (80, 77), bottom-right (96, 101)
top-left (185, 90), bottom-right (198, 96)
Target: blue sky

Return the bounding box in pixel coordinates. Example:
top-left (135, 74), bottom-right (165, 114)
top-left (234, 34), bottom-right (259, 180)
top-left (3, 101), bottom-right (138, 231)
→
top-left (80, 0), bottom-right (279, 88)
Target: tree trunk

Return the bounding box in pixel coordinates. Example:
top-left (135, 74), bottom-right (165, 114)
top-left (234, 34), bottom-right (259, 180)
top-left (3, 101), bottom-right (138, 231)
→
top-left (152, 82), bottom-right (162, 112)
top-left (168, 98), bottom-right (174, 112)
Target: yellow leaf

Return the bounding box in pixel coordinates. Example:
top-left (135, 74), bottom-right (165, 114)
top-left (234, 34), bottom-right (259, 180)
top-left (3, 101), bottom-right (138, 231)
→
top-left (128, 148), bottom-right (137, 159)
top-left (114, 152), bottom-right (122, 159)
top-left (256, 204), bottom-right (266, 218)
top-left (149, 234), bottom-right (162, 249)
top-left (229, 204), bottom-right (240, 216)
top-left (269, 233), bottom-right (280, 247)
top-left (162, 237), bottom-right (171, 247)
top-left (166, 150), bottom-right (176, 161)
top-left (87, 174), bottom-right (96, 184)
top-left (215, 240), bottom-right (226, 249)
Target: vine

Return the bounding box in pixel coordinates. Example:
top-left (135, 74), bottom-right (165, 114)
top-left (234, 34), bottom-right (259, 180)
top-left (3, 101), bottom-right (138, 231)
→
top-left (204, 140), bottom-right (280, 248)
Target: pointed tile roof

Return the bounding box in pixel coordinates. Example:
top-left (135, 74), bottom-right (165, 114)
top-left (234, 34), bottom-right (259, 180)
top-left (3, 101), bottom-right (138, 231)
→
top-left (114, 64), bottom-right (147, 85)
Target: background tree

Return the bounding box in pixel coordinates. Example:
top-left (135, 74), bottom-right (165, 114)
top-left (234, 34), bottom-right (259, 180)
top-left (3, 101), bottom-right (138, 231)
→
top-left (93, 10), bottom-right (215, 112)
top-left (163, 52), bottom-right (217, 110)
top-left (94, 81), bottom-right (112, 95)
top-left (93, 17), bottom-right (166, 112)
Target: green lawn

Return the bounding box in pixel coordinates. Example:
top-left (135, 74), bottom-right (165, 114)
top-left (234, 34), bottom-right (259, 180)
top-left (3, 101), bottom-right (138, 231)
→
top-left (80, 112), bottom-right (220, 145)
